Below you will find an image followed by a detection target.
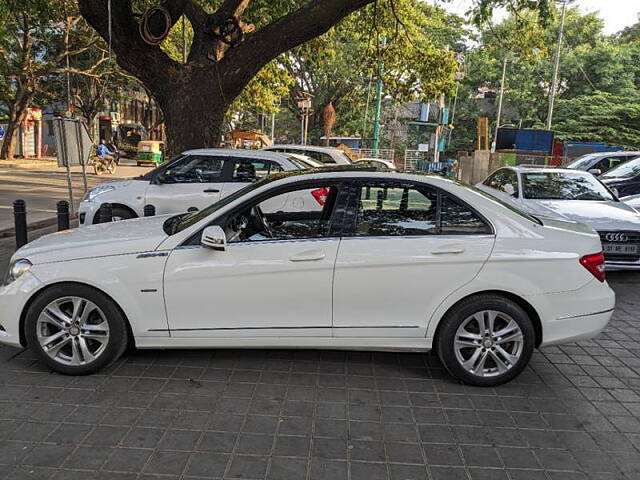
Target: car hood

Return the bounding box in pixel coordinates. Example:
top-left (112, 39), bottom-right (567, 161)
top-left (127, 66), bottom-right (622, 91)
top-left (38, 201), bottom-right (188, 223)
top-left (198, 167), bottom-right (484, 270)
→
top-left (523, 199), bottom-right (640, 231)
top-left (13, 215), bottom-right (171, 265)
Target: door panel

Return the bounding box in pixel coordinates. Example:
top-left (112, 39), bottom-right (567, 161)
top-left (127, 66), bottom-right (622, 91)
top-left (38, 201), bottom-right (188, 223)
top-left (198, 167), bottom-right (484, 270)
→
top-left (146, 182), bottom-right (224, 215)
top-left (332, 236), bottom-right (494, 337)
top-left (145, 154), bottom-right (225, 214)
top-left (332, 181), bottom-right (495, 338)
top-left (164, 239), bottom-right (339, 336)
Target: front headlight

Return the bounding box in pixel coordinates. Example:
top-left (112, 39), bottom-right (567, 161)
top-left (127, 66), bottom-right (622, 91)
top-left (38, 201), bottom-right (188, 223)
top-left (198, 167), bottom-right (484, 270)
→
top-left (82, 184), bottom-right (117, 202)
top-left (4, 259), bottom-right (32, 286)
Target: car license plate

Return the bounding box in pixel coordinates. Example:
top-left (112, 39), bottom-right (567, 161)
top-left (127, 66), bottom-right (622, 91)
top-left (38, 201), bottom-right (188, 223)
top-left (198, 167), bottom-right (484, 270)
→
top-left (603, 243), bottom-right (639, 255)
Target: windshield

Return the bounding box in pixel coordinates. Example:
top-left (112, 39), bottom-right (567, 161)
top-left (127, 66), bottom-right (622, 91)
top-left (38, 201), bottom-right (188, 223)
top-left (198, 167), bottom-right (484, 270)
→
top-left (565, 154), bottom-right (598, 170)
top-left (139, 154), bottom-right (185, 180)
top-left (602, 157), bottom-right (640, 179)
top-left (522, 172), bottom-right (614, 201)
top-left (284, 154), bottom-right (311, 169)
top-left (165, 181), bottom-right (263, 234)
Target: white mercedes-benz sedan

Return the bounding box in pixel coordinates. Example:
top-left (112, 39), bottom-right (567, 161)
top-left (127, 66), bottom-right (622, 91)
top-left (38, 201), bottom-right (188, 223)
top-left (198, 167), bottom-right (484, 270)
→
top-left (78, 149), bottom-right (301, 226)
top-left (1, 170), bottom-right (614, 386)
top-left (477, 166), bottom-right (640, 270)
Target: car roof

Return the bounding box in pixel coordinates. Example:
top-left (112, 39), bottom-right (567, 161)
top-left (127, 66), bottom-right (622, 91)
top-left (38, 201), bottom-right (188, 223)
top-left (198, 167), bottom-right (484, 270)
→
top-left (180, 148), bottom-right (296, 166)
top-left (580, 151), bottom-right (640, 158)
top-left (505, 166), bottom-right (590, 175)
top-left (266, 144), bottom-right (344, 153)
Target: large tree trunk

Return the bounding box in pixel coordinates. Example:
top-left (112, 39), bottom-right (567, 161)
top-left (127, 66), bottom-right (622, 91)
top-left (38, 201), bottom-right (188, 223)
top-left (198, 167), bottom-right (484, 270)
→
top-left (158, 83), bottom-right (228, 152)
top-left (0, 89), bottom-right (31, 160)
top-left (78, 0), bottom-right (376, 155)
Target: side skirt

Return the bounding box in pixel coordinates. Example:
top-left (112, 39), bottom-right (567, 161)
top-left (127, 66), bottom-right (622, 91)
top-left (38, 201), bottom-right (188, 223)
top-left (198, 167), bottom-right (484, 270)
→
top-left (135, 336), bottom-right (433, 352)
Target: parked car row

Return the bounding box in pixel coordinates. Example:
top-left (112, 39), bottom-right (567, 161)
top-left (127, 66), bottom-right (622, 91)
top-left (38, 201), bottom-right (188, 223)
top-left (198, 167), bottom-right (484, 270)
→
top-left (2, 144), bottom-right (635, 386)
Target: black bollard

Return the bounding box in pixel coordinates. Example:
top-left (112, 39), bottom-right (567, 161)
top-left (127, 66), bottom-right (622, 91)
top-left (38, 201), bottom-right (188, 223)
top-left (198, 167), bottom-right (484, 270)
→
top-left (143, 204), bottom-right (156, 217)
top-left (99, 203), bottom-right (113, 223)
top-left (13, 200), bottom-right (27, 249)
top-left (56, 201), bottom-right (70, 231)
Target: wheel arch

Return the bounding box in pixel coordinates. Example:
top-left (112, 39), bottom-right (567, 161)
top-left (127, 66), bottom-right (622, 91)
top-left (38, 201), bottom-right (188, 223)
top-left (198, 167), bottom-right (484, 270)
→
top-left (432, 290), bottom-right (543, 349)
top-left (19, 281), bottom-right (136, 349)
top-left (91, 203), bottom-right (139, 224)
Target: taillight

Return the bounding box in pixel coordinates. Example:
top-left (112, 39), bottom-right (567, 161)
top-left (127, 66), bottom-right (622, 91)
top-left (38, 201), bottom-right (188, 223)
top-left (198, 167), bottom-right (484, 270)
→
top-left (580, 252), bottom-right (606, 282)
top-left (311, 187), bottom-right (330, 206)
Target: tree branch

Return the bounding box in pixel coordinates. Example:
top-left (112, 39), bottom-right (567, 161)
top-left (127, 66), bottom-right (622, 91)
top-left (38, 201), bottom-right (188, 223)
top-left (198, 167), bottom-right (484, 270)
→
top-left (78, 0), bottom-right (181, 89)
top-left (228, 0), bottom-right (375, 87)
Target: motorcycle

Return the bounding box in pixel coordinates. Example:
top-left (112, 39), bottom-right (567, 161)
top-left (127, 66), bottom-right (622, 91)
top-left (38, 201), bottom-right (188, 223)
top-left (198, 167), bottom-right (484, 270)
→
top-left (89, 143), bottom-right (120, 176)
top-left (90, 155), bottom-right (117, 175)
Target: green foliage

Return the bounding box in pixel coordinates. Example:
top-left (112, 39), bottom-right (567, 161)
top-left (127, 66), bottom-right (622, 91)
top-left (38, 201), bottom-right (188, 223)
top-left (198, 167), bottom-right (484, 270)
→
top-left (554, 91), bottom-right (640, 148)
top-left (448, 5), bottom-right (640, 153)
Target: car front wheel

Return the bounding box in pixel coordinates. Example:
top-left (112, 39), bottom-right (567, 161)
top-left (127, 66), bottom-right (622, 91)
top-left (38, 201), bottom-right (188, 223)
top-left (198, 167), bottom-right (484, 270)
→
top-left (436, 294), bottom-right (535, 387)
top-left (25, 284), bottom-right (129, 375)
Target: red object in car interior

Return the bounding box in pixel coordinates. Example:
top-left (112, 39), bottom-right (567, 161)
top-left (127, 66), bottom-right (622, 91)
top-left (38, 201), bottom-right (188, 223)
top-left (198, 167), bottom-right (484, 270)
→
top-left (311, 187), bottom-right (330, 206)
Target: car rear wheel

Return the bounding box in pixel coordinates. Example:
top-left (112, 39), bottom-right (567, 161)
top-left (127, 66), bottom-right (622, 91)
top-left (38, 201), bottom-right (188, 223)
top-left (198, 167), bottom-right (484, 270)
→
top-left (436, 295), bottom-right (534, 387)
top-left (25, 284), bottom-right (129, 375)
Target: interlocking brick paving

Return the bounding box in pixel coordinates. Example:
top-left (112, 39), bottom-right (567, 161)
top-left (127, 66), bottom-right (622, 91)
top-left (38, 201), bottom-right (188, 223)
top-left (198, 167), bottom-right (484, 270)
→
top-left (0, 272), bottom-right (639, 479)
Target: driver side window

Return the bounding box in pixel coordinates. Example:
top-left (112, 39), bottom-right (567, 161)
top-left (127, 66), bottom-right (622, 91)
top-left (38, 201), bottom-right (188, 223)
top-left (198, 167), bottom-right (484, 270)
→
top-left (163, 155), bottom-right (224, 183)
top-left (225, 183), bottom-right (341, 243)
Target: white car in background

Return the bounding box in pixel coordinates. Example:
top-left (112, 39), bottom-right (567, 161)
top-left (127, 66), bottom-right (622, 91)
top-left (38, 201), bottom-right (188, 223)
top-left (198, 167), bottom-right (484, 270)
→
top-left (1, 170), bottom-right (613, 386)
top-left (263, 144), bottom-right (353, 165)
top-left (354, 157), bottom-right (397, 170)
top-left (565, 151), bottom-right (640, 176)
top-left (283, 152), bottom-right (324, 169)
top-left (78, 149), bottom-right (301, 226)
top-left (478, 166), bottom-right (640, 269)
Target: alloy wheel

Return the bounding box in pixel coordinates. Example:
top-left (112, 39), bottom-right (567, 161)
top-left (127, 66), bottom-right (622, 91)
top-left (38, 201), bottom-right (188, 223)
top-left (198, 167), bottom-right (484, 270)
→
top-left (36, 296), bottom-right (110, 366)
top-left (453, 310), bottom-right (524, 378)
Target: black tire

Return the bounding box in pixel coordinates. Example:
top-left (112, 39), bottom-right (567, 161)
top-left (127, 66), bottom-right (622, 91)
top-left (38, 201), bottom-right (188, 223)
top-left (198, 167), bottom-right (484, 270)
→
top-left (436, 294), bottom-right (535, 387)
top-left (111, 206), bottom-right (135, 222)
top-left (25, 283), bottom-right (129, 375)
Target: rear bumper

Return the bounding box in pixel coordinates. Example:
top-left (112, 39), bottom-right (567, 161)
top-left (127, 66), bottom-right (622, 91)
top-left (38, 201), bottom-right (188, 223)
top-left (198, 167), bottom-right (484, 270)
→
top-left (525, 278), bottom-right (615, 347)
top-left (539, 309), bottom-right (613, 347)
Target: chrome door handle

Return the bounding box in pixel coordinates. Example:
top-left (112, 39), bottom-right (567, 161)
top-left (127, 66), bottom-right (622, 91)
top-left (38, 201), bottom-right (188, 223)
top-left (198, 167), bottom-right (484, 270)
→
top-left (431, 248), bottom-right (465, 255)
top-left (289, 250), bottom-right (326, 262)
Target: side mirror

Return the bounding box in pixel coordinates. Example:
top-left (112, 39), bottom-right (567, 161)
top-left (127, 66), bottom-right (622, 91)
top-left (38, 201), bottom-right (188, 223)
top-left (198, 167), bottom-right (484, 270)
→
top-left (153, 172), bottom-right (167, 185)
top-left (502, 183), bottom-right (516, 196)
top-left (588, 168), bottom-right (602, 176)
top-left (201, 225), bottom-right (226, 251)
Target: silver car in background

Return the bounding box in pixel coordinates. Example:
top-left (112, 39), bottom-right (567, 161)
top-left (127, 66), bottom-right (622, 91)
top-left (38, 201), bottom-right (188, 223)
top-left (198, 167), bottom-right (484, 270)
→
top-left (565, 151), bottom-right (640, 176)
top-left (478, 166), bottom-right (640, 270)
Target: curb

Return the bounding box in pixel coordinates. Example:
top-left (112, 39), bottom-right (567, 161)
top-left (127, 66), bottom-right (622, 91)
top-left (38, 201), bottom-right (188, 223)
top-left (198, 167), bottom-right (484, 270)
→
top-left (0, 217), bottom-right (59, 239)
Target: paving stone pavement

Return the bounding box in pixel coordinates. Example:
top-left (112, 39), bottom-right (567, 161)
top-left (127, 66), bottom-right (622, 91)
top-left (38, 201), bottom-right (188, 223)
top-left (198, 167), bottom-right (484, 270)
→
top-left (0, 272), bottom-right (640, 480)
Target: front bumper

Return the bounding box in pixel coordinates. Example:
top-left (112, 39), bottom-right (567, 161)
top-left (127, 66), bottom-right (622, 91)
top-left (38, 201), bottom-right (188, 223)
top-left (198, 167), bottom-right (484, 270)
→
top-left (605, 260), bottom-right (640, 271)
top-left (0, 271), bottom-right (44, 348)
top-left (78, 201), bottom-right (101, 227)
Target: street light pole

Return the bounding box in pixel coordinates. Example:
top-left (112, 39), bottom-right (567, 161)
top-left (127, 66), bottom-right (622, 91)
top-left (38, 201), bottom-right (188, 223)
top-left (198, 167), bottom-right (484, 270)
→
top-left (492, 56), bottom-right (508, 152)
top-left (546, 0), bottom-right (566, 130)
top-left (371, 37), bottom-right (386, 155)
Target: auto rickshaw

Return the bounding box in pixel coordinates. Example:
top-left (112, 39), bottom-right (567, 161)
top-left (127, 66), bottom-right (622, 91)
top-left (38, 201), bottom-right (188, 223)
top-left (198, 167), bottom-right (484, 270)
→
top-left (135, 140), bottom-right (165, 166)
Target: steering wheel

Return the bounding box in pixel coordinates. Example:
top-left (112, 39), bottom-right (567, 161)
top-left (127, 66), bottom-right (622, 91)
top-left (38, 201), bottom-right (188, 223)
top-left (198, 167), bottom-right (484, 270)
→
top-left (254, 206), bottom-right (274, 238)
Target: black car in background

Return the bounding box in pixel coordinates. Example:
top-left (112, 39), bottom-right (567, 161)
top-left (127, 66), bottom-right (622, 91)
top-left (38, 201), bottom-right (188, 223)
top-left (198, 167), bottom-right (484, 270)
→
top-left (600, 157), bottom-right (640, 197)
